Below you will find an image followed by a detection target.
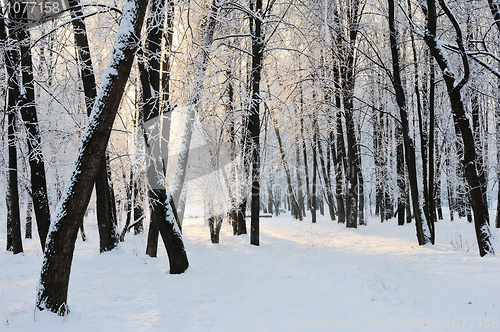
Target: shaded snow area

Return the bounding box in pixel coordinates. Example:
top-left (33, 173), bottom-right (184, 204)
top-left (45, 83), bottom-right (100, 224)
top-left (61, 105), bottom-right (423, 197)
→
top-left (1, 212), bottom-right (499, 331)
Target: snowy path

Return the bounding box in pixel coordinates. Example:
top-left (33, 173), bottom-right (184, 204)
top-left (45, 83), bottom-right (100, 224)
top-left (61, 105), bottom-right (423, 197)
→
top-left (1, 214), bottom-right (499, 331)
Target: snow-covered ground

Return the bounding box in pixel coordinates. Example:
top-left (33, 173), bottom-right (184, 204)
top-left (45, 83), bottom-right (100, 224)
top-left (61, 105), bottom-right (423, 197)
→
top-left (1, 211), bottom-right (499, 331)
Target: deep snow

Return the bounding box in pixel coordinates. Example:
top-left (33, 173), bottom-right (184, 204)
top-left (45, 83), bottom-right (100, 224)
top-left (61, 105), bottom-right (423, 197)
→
top-left (1, 210), bottom-right (499, 331)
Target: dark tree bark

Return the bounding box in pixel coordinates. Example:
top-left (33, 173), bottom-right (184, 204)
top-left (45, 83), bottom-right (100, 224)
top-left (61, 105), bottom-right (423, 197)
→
top-left (141, 0), bottom-right (165, 257)
top-left (423, 0), bottom-right (494, 255)
top-left (344, 90), bottom-right (359, 228)
top-left (67, 0), bottom-right (120, 252)
top-left (428, 55), bottom-right (436, 238)
top-left (119, 169), bottom-right (133, 242)
top-left (144, 0), bottom-right (175, 252)
top-left (311, 116), bottom-right (318, 224)
top-left (340, 0), bottom-right (363, 228)
top-left (226, 72), bottom-right (239, 234)
top-left (36, 0), bottom-right (148, 314)
top-left (133, 176), bottom-right (145, 235)
top-left (96, 156), bottom-right (119, 252)
top-left (435, 149), bottom-right (444, 220)
top-left (2, 14), bottom-right (22, 254)
top-left (141, 0), bottom-right (188, 273)
top-left (7, 88), bottom-right (23, 255)
top-left (6, 192), bottom-right (12, 251)
top-left (317, 125), bottom-right (335, 221)
top-left (237, 112), bottom-right (249, 233)
top-left (396, 123), bottom-right (405, 226)
top-left (8, 2), bottom-right (51, 252)
top-left (25, 198), bottom-right (33, 239)
top-left (208, 215), bottom-right (223, 244)
top-left (295, 127), bottom-right (305, 218)
top-left (249, 0), bottom-right (267, 245)
top-left (445, 146), bottom-right (455, 222)
top-left (330, 129), bottom-right (345, 224)
top-left (388, 0), bottom-right (431, 245)
top-left (333, 94), bottom-right (346, 224)
top-left (330, 11), bottom-right (347, 225)
top-left (300, 95), bottom-right (312, 216)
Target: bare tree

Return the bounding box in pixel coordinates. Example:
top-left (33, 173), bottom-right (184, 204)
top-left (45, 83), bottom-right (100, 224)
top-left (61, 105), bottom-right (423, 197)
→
top-left (422, 0), bottom-right (494, 256)
top-left (388, 0), bottom-right (432, 245)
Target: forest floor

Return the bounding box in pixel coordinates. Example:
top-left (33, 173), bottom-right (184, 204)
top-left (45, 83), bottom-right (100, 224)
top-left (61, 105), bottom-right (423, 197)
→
top-left (1, 209), bottom-right (499, 331)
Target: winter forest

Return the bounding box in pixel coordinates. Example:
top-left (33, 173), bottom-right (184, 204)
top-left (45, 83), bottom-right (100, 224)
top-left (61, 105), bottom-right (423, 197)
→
top-left (1, 0), bottom-right (500, 329)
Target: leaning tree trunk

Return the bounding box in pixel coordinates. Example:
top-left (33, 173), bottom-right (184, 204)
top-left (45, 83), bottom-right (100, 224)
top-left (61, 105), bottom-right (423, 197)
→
top-left (423, 0), bottom-right (494, 256)
top-left (68, 0), bottom-right (120, 252)
top-left (36, 0), bottom-right (148, 314)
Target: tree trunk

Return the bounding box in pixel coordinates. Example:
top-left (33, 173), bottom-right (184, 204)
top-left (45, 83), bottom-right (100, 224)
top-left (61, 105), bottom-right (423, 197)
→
top-left (333, 109), bottom-right (346, 224)
top-left (226, 72), bottom-right (239, 234)
top-left (295, 123), bottom-right (305, 218)
top-left (9, 4), bottom-right (51, 252)
top-left (141, 0), bottom-right (189, 272)
top-left (388, 0), bottom-right (431, 245)
top-left (3, 14), bottom-right (22, 254)
top-left (208, 215), bottom-right (223, 244)
top-left (434, 131), bottom-right (444, 220)
top-left (69, 0), bottom-right (119, 252)
top-left (249, 0), bottom-right (266, 245)
top-left (339, 0), bottom-right (363, 229)
top-left (317, 127), bottom-right (335, 221)
top-left (7, 92), bottom-right (23, 255)
top-left (300, 97), bottom-right (312, 215)
top-left (171, 0), bottom-right (221, 226)
top-left (311, 118), bottom-right (318, 224)
top-left (410, 15), bottom-right (431, 230)
top-left (423, 0), bottom-right (494, 256)
top-left (133, 177), bottom-right (145, 235)
top-left (140, 0), bottom-right (163, 257)
top-left (428, 55), bottom-right (436, 241)
top-left (36, 0), bottom-right (148, 314)
top-left (25, 198), bottom-right (33, 239)
top-left (119, 169), bottom-right (133, 241)
top-left (6, 190), bottom-right (13, 251)
top-left (269, 105), bottom-right (300, 219)
top-left (396, 123), bottom-right (405, 226)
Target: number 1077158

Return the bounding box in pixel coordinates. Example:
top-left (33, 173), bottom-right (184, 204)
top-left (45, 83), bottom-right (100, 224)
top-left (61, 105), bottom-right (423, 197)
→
top-left (4, 0), bottom-right (65, 22)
